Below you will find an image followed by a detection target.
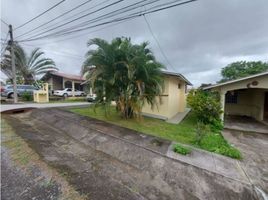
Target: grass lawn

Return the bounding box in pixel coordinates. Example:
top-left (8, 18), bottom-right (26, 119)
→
top-left (69, 106), bottom-right (241, 159)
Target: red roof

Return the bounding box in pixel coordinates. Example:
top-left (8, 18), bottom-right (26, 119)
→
top-left (50, 71), bottom-right (86, 81)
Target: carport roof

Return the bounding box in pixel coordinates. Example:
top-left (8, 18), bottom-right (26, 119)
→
top-left (203, 71), bottom-right (268, 90)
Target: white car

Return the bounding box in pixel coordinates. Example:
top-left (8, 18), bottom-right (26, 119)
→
top-left (53, 88), bottom-right (85, 97)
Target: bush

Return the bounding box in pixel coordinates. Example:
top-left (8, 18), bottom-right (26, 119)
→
top-left (173, 144), bottom-right (191, 155)
top-left (199, 133), bottom-right (242, 159)
top-left (195, 122), bottom-right (210, 145)
top-left (187, 89), bottom-right (223, 130)
top-left (21, 92), bottom-right (33, 101)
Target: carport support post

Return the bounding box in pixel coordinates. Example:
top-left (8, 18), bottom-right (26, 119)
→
top-left (72, 81), bottom-right (75, 97)
top-left (220, 91), bottom-right (226, 121)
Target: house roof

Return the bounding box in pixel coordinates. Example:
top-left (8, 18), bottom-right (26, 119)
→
top-left (81, 70), bottom-right (192, 85)
top-left (203, 71), bottom-right (268, 90)
top-left (161, 71), bottom-right (192, 85)
top-left (43, 71), bottom-right (86, 81)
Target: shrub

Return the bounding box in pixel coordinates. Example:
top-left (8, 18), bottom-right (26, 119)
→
top-left (21, 92), bottom-right (33, 101)
top-left (173, 144), bottom-right (191, 155)
top-left (187, 89), bottom-right (223, 130)
top-left (195, 122), bottom-right (210, 145)
top-left (199, 133), bottom-right (242, 159)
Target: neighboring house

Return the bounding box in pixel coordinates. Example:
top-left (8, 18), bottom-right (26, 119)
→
top-left (204, 71), bottom-right (268, 123)
top-left (41, 71), bottom-right (86, 95)
top-left (142, 71), bottom-right (192, 120)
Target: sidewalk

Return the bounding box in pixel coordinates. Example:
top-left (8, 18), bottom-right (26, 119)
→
top-left (0, 102), bottom-right (90, 112)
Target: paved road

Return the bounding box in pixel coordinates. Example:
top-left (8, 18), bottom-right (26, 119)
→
top-left (0, 102), bottom-right (90, 112)
top-left (223, 129), bottom-right (268, 196)
top-left (2, 108), bottom-right (257, 200)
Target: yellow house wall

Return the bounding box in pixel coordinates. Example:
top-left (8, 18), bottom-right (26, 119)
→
top-left (142, 75), bottom-right (187, 119)
top-left (142, 77), bottom-right (170, 119)
top-left (167, 77), bottom-right (186, 118)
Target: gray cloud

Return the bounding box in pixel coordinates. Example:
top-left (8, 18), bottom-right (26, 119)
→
top-left (1, 0), bottom-right (268, 86)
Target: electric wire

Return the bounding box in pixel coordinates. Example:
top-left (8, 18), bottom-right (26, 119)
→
top-left (143, 15), bottom-right (176, 71)
top-left (19, 0), bottom-right (197, 42)
top-left (19, 0), bottom-right (124, 40)
top-left (14, 0), bottom-right (67, 30)
top-left (16, 0), bottom-right (94, 38)
top-left (17, 0), bottom-right (112, 39)
top-left (1, 19), bottom-right (9, 26)
top-left (19, 0), bottom-right (174, 41)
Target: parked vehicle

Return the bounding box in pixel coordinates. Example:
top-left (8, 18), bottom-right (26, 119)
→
top-left (0, 85), bottom-right (38, 99)
top-left (53, 88), bottom-right (85, 97)
top-left (86, 93), bottom-right (97, 102)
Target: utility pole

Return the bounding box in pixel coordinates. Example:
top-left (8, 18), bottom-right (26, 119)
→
top-left (9, 24), bottom-right (18, 103)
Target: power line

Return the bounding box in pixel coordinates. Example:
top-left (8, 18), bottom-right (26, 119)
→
top-left (17, 19), bottom-right (131, 46)
top-left (14, 0), bottom-right (67, 30)
top-left (20, 42), bottom-right (84, 59)
top-left (50, 0), bottom-right (160, 37)
top-left (1, 18), bottom-right (9, 26)
top-left (20, 0), bottom-right (163, 41)
top-left (143, 15), bottom-right (175, 71)
top-left (19, 0), bottom-right (197, 42)
top-left (19, 0), bottom-right (124, 41)
top-left (16, 0), bottom-right (94, 38)
top-left (0, 32), bottom-right (10, 58)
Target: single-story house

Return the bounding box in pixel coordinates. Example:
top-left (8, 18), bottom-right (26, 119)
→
top-left (204, 71), bottom-right (268, 123)
top-left (41, 71), bottom-right (86, 95)
top-left (142, 71), bottom-right (192, 120)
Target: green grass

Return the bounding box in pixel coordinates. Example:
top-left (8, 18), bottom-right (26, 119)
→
top-left (69, 106), bottom-right (242, 159)
top-left (173, 144), bottom-right (191, 155)
top-left (49, 98), bottom-right (87, 103)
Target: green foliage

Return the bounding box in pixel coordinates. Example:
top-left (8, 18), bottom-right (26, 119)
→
top-left (220, 61), bottom-right (268, 82)
top-left (173, 144), bottom-right (191, 155)
top-left (82, 37), bottom-right (164, 119)
top-left (33, 80), bottom-right (44, 89)
top-left (70, 106), bottom-right (241, 159)
top-left (187, 89), bottom-right (223, 129)
top-left (199, 133), bottom-right (242, 159)
top-left (21, 92), bottom-right (33, 101)
top-left (195, 122), bottom-right (210, 145)
top-left (1, 43), bottom-right (58, 84)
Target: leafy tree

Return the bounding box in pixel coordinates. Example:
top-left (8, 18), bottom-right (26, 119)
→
top-left (1, 43), bottom-right (58, 84)
top-left (187, 89), bottom-right (223, 130)
top-left (220, 61), bottom-right (268, 82)
top-left (82, 37), bottom-right (164, 119)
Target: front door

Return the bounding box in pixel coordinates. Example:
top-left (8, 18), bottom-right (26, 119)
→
top-left (264, 92), bottom-right (268, 121)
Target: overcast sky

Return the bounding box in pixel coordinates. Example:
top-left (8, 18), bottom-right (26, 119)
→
top-left (1, 0), bottom-right (268, 86)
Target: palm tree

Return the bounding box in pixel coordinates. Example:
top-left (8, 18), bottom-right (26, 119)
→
top-left (1, 43), bottom-right (58, 84)
top-left (82, 37), bottom-right (164, 119)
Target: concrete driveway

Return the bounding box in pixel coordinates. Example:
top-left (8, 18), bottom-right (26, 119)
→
top-left (1, 108), bottom-right (258, 200)
top-left (222, 129), bottom-right (268, 196)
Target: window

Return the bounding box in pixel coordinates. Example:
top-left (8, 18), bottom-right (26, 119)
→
top-left (225, 91), bottom-right (238, 104)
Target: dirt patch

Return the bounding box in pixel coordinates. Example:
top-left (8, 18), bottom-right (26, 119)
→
top-left (2, 108), bottom-right (259, 200)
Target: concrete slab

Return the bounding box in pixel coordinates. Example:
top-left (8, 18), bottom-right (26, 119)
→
top-left (166, 108), bottom-right (191, 124)
top-left (222, 129), bottom-right (268, 196)
top-left (166, 142), bottom-right (249, 183)
top-left (0, 102), bottom-right (90, 112)
top-left (224, 115), bottom-right (268, 134)
top-left (2, 108), bottom-right (258, 199)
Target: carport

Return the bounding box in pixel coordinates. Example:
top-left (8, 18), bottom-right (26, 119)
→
top-left (204, 71), bottom-right (268, 124)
